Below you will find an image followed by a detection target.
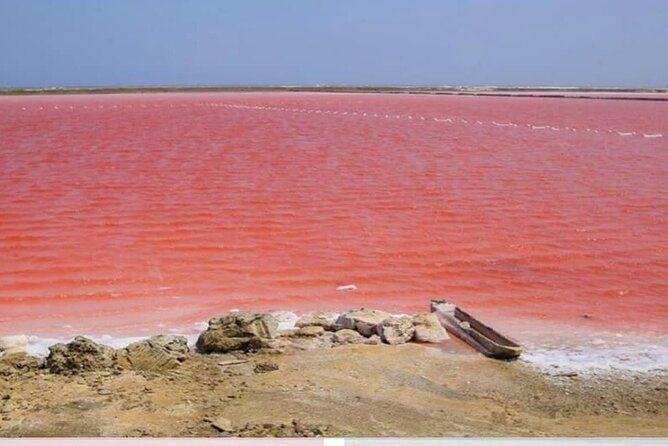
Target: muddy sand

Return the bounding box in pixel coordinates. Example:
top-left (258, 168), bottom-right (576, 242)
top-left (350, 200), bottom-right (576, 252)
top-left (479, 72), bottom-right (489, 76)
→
top-left (1, 341), bottom-right (667, 437)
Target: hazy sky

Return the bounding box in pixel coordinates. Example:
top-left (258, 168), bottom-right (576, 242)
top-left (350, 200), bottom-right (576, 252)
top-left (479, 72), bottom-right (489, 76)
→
top-left (1, 0), bottom-right (666, 88)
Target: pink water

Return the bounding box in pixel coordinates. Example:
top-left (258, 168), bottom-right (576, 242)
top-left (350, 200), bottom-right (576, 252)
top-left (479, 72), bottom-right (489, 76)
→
top-left (1, 93), bottom-right (667, 340)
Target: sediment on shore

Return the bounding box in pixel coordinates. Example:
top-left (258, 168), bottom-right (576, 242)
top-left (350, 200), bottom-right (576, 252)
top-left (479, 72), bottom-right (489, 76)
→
top-left (1, 309), bottom-right (667, 437)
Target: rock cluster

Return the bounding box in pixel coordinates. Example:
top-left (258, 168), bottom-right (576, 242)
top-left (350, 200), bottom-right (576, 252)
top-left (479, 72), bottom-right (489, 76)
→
top-left (268, 308), bottom-right (449, 349)
top-left (1, 308), bottom-right (449, 376)
top-left (45, 335), bottom-right (191, 375)
top-left (205, 417), bottom-right (330, 437)
top-left (193, 309), bottom-right (448, 355)
top-left (334, 309), bottom-right (391, 336)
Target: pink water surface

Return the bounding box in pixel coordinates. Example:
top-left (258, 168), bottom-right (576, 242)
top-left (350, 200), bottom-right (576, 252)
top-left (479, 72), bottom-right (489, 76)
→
top-left (0, 92), bottom-right (666, 338)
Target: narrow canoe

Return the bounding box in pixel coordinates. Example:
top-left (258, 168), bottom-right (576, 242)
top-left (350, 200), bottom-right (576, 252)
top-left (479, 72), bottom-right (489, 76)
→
top-left (431, 300), bottom-right (522, 359)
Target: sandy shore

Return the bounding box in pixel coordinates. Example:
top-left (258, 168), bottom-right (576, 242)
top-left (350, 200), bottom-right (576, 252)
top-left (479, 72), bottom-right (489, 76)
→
top-left (1, 341), bottom-right (667, 437)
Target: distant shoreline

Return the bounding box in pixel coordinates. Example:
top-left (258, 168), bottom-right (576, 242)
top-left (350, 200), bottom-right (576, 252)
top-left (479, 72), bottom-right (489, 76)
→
top-left (2, 85), bottom-right (668, 101)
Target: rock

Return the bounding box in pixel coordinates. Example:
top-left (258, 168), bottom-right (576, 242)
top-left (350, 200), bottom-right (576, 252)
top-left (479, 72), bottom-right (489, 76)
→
top-left (377, 316), bottom-right (415, 345)
top-left (332, 329), bottom-right (365, 345)
top-left (334, 309), bottom-right (391, 336)
top-left (116, 335), bottom-right (189, 372)
top-left (46, 336), bottom-right (115, 374)
top-left (206, 312), bottom-right (279, 339)
top-left (284, 332), bottom-right (335, 351)
top-left (295, 312), bottom-right (339, 331)
top-left (278, 329), bottom-right (299, 337)
top-left (364, 334), bottom-right (382, 345)
top-left (197, 312), bottom-right (279, 354)
top-left (412, 313), bottom-right (449, 343)
top-left (196, 333), bottom-right (270, 354)
top-left (296, 326), bottom-right (325, 337)
top-left (211, 416), bottom-right (234, 432)
top-left (0, 352), bottom-right (44, 376)
top-left (97, 389), bottom-right (112, 395)
top-left (254, 361), bottom-right (279, 373)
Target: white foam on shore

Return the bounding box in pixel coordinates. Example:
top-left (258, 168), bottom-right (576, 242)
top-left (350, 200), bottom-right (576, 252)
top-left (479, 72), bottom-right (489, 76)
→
top-left (0, 314), bottom-right (302, 358)
top-left (518, 334), bottom-right (668, 375)
top-left (269, 311), bottom-right (300, 331)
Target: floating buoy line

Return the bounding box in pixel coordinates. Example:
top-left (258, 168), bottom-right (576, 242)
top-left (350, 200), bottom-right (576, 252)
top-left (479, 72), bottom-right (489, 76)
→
top-left (11, 101), bottom-right (664, 140)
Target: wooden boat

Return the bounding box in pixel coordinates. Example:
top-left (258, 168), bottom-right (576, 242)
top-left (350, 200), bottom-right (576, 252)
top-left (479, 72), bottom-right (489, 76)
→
top-left (431, 300), bottom-right (522, 359)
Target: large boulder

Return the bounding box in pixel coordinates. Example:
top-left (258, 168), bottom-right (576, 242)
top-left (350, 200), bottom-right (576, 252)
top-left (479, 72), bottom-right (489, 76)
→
top-left (115, 335), bottom-right (189, 372)
top-left (334, 309), bottom-right (391, 337)
top-left (295, 312), bottom-right (339, 331)
top-left (197, 312), bottom-right (279, 354)
top-left (377, 316), bottom-right (415, 345)
top-left (413, 313), bottom-right (449, 343)
top-left (207, 312), bottom-right (278, 339)
top-left (196, 333), bottom-right (270, 353)
top-left (46, 336), bottom-right (115, 374)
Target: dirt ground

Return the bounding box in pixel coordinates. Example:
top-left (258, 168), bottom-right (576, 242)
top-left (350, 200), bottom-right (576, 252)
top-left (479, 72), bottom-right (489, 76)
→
top-left (0, 342), bottom-right (667, 437)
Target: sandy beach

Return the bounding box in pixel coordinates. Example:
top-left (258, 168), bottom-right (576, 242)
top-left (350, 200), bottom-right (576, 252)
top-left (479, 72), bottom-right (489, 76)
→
top-left (1, 310), bottom-right (667, 437)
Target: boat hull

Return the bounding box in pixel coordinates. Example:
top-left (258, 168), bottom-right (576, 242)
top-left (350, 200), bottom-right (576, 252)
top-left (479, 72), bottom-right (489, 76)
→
top-left (431, 300), bottom-right (522, 359)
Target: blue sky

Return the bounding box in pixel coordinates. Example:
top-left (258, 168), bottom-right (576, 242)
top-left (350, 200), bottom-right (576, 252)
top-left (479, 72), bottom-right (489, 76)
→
top-left (0, 0), bottom-right (666, 88)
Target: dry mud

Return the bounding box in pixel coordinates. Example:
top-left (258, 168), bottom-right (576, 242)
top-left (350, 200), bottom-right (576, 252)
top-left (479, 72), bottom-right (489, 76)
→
top-left (1, 343), bottom-right (666, 437)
